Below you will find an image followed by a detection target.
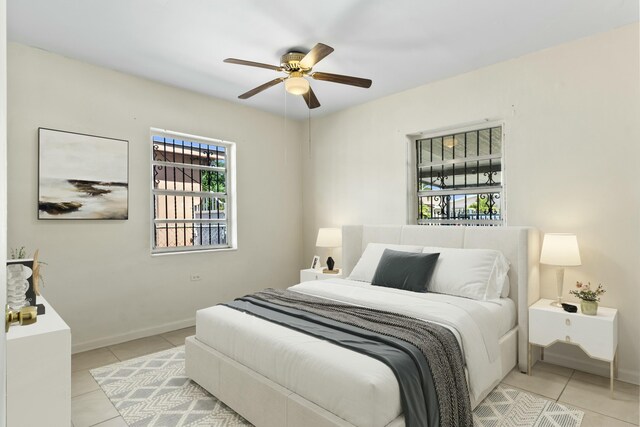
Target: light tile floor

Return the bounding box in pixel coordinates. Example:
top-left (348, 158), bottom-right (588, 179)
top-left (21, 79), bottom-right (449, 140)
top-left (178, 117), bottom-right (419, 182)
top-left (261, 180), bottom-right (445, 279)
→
top-left (71, 327), bottom-right (639, 427)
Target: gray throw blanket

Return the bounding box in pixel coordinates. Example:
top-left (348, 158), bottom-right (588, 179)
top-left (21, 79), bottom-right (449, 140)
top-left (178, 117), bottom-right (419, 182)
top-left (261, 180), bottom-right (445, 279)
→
top-left (228, 288), bottom-right (472, 427)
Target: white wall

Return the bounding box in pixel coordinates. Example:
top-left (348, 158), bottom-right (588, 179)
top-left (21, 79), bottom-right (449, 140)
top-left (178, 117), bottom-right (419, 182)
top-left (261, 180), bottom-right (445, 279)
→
top-left (7, 42), bottom-right (305, 353)
top-left (302, 24), bottom-right (640, 383)
top-left (0, 0), bottom-right (6, 424)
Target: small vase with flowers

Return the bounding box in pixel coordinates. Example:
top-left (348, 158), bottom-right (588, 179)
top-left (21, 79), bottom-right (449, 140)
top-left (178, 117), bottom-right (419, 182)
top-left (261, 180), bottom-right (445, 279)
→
top-left (569, 281), bottom-right (605, 315)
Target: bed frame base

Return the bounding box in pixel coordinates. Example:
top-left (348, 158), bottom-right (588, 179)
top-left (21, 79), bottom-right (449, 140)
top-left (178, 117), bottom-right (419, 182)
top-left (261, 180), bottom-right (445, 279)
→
top-left (186, 336), bottom-right (404, 427)
top-left (186, 330), bottom-right (517, 427)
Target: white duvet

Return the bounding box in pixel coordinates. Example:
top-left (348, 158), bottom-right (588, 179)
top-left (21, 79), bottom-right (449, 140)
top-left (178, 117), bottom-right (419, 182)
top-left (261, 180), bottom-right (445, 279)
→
top-left (195, 279), bottom-right (508, 426)
top-left (289, 279), bottom-right (503, 402)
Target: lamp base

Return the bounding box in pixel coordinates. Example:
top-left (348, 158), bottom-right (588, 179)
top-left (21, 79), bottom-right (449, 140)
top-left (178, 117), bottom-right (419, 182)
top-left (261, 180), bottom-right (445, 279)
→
top-left (326, 256), bottom-right (335, 271)
top-left (552, 268), bottom-right (565, 308)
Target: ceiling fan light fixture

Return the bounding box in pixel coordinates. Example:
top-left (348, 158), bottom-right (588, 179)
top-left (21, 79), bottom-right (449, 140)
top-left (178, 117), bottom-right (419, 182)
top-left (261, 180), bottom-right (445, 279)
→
top-left (284, 73), bottom-right (309, 95)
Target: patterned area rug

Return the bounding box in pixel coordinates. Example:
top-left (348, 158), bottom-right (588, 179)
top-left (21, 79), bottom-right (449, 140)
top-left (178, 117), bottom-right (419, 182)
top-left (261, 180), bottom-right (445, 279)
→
top-left (91, 346), bottom-right (584, 427)
top-left (474, 386), bottom-right (583, 427)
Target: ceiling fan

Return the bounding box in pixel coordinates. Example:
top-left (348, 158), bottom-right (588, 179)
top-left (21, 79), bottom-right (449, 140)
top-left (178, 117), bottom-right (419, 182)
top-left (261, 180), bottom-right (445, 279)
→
top-left (224, 43), bottom-right (372, 109)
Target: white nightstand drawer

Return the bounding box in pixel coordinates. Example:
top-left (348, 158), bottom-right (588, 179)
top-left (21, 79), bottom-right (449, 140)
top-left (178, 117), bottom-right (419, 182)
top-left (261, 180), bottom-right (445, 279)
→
top-left (529, 308), bottom-right (574, 344)
top-left (300, 269), bottom-right (343, 282)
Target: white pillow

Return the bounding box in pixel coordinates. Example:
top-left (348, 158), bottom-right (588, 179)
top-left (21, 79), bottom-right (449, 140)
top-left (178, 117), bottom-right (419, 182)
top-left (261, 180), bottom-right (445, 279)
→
top-left (348, 243), bottom-right (424, 283)
top-left (422, 247), bottom-right (510, 300)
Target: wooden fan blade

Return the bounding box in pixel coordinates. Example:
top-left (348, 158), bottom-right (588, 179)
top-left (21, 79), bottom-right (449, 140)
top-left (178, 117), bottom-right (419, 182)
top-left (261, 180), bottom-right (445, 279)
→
top-left (299, 43), bottom-right (334, 69)
top-left (311, 72), bottom-right (372, 88)
top-left (239, 77), bottom-right (285, 99)
top-left (224, 58), bottom-right (283, 71)
top-left (302, 87), bottom-right (321, 109)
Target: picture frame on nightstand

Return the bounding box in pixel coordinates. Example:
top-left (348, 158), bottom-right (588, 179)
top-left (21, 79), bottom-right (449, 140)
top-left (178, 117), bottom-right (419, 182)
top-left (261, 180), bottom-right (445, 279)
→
top-left (310, 255), bottom-right (320, 270)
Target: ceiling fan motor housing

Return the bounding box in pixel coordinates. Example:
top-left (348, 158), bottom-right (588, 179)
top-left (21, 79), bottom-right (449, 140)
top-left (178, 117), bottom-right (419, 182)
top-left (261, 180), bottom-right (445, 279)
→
top-left (281, 52), bottom-right (308, 72)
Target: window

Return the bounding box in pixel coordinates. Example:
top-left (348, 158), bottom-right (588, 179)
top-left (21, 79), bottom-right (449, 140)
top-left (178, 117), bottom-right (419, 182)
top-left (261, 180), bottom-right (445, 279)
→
top-left (151, 129), bottom-right (236, 253)
top-left (414, 124), bottom-right (503, 226)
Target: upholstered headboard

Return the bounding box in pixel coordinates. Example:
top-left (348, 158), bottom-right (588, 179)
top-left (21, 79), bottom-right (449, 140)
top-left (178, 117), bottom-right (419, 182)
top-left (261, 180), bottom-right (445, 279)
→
top-left (342, 225), bottom-right (540, 373)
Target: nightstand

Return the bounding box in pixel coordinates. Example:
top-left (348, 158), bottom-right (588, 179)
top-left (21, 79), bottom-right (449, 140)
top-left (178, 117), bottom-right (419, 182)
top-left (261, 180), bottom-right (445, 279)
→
top-left (528, 298), bottom-right (618, 396)
top-left (300, 268), bottom-right (343, 282)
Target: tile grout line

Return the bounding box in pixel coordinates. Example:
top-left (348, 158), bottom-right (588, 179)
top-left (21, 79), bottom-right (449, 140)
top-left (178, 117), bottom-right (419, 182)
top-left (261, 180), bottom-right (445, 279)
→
top-left (72, 387), bottom-right (103, 400)
top-left (106, 346), bottom-right (122, 362)
top-left (557, 371), bottom-right (639, 425)
top-left (88, 414), bottom-right (121, 427)
top-left (556, 369), bottom-right (575, 402)
top-left (161, 334), bottom-right (178, 347)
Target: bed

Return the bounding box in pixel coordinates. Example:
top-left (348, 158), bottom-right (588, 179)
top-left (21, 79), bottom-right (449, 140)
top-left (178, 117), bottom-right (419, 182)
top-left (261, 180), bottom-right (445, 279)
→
top-left (186, 225), bottom-right (540, 427)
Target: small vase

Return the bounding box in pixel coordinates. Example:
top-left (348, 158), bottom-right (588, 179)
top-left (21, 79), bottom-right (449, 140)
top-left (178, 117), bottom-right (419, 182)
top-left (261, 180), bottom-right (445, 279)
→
top-left (580, 300), bottom-right (598, 315)
top-left (6, 264), bottom-right (32, 310)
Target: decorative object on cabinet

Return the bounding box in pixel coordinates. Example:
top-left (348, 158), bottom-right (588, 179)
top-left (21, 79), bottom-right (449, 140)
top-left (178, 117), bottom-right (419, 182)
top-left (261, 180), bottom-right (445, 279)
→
top-left (528, 298), bottom-right (618, 397)
top-left (310, 255), bottom-right (320, 270)
top-left (5, 306), bottom-right (37, 332)
top-left (8, 246), bottom-right (45, 307)
top-left (33, 248), bottom-right (43, 295)
top-left (6, 259), bottom-right (35, 310)
top-left (315, 227), bottom-right (342, 273)
top-left (570, 281), bottom-right (606, 315)
top-left (540, 233), bottom-right (581, 306)
top-left (38, 127), bottom-right (129, 220)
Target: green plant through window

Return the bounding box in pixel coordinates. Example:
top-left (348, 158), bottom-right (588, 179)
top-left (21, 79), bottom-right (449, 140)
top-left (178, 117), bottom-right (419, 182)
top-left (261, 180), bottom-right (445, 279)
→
top-left (468, 196), bottom-right (500, 215)
top-left (200, 160), bottom-right (226, 211)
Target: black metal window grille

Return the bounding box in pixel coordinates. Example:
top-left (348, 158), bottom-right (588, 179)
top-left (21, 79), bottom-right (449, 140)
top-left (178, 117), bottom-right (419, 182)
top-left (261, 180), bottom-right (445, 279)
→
top-left (152, 134), bottom-right (230, 252)
top-left (416, 125), bottom-right (503, 226)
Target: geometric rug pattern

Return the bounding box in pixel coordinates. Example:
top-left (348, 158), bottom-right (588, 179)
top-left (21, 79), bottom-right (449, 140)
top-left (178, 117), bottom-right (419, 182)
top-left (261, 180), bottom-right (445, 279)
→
top-left (92, 346), bottom-right (583, 427)
top-left (91, 346), bottom-right (251, 426)
top-left (473, 385), bottom-right (584, 427)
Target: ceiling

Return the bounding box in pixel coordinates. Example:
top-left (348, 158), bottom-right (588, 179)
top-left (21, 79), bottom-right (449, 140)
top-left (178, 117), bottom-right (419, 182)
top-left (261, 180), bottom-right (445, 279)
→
top-left (7, 0), bottom-right (638, 120)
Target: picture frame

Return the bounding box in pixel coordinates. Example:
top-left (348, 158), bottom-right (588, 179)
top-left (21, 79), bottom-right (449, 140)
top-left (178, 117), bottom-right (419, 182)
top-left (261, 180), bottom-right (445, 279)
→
top-left (38, 127), bottom-right (129, 220)
top-left (310, 255), bottom-right (321, 270)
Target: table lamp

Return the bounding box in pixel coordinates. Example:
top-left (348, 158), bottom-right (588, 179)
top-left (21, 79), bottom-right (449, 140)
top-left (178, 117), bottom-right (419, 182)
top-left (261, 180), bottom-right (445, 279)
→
top-left (316, 228), bottom-right (342, 273)
top-left (540, 233), bottom-right (582, 307)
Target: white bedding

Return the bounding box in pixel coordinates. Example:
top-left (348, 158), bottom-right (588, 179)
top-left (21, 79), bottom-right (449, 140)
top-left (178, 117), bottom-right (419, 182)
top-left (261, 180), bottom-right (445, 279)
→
top-left (195, 279), bottom-right (512, 426)
top-left (291, 279), bottom-right (504, 400)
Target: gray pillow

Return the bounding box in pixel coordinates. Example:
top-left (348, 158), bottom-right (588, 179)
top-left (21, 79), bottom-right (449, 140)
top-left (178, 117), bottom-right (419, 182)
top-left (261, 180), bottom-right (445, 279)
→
top-left (371, 249), bottom-right (440, 293)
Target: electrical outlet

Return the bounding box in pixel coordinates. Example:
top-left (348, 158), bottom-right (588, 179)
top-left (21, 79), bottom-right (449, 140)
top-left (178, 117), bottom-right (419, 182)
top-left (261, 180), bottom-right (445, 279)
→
top-left (190, 273), bottom-right (201, 282)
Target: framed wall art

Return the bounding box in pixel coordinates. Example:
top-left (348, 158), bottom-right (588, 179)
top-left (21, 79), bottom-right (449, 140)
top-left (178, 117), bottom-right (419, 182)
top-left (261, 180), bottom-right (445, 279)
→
top-left (38, 128), bottom-right (129, 220)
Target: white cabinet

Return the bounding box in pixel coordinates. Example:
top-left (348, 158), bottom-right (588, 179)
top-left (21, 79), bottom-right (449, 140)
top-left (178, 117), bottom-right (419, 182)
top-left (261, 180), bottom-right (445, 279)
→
top-left (528, 298), bottom-right (617, 395)
top-left (300, 268), bottom-right (343, 282)
top-left (7, 297), bottom-right (71, 426)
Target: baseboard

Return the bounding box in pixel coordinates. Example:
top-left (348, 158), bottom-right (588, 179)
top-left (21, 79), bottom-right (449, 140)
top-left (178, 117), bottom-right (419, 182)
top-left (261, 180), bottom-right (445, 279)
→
top-left (72, 317), bottom-right (196, 354)
top-left (541, 349), bottom-right (639, 385)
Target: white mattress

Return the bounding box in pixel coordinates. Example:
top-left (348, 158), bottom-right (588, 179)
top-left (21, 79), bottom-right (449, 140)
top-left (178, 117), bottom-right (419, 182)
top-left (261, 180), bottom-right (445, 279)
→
top-left (195, 279), bottom-right (514, 427)
top-left (476, 296), bottom-right (516, 336)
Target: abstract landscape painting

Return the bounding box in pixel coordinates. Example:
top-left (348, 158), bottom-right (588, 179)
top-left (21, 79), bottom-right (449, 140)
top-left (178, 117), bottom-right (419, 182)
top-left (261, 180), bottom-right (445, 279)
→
top-left (38, 128), bottom-right (129, 220)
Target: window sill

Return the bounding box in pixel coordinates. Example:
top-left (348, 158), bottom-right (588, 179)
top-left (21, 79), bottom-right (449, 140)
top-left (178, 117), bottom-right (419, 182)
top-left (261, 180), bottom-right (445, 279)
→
top-left (151, 247), bottom-right (238, 257)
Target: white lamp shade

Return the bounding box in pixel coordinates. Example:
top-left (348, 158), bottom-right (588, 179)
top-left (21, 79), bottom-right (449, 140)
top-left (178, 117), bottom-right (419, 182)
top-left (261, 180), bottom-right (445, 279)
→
top-left (284, 76), bottom-right (310, 95)
top-left (316, 228), bottom-right (342, 248)
top-left (540, 233), bottom-right (582, 266)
